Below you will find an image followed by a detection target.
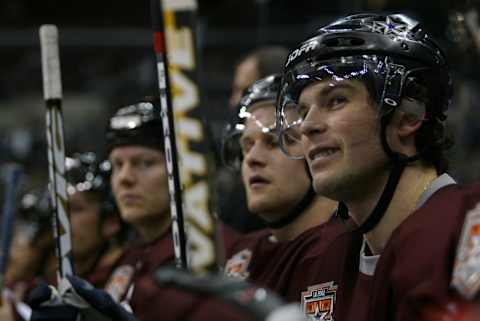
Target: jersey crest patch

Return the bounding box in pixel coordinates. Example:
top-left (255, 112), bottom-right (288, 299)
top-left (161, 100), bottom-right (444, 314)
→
top-left (104, 264), bottom-right (135, 302)
top-left (301, 281), bottom-right (337, 321)
top-left (452, 202), bottom-right (480, 299)
top-left (224, 249), bottom-right (252, 279)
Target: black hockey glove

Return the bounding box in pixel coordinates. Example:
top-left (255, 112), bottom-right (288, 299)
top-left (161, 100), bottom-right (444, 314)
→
top-left (28, 277), bottom-right (137, 321)
top-left (66, 275), bottom-right (137, 321)
top-left (28, 281), bottom-right (79, 321)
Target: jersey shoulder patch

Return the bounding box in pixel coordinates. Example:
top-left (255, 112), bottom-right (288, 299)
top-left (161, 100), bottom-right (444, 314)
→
top-left (301, 281), bottom-right (337, 321)
top-left (452, 202), bottom-right (480, 299)
top-left (104, 264), bottom-right (135, 302)
top-left (224, 248), bottom-right (252, 280)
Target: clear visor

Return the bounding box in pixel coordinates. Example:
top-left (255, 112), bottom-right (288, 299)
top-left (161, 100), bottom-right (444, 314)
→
top-left (221, 102), bottom-right (277, 170)
top-left (277, 55), bottom-right (397, 159)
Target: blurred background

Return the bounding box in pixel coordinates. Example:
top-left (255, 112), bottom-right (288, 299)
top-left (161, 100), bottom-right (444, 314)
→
top-left (0, 0), bottom-right (479, 191)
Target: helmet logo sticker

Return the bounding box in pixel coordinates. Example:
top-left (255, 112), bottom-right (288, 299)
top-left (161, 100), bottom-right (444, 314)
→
top-left (364, 16), bottom-right (411, 40)
top-left (286, 40), bottom-right (319, 67)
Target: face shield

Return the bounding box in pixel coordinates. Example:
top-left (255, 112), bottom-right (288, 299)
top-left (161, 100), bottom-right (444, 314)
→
top-left (221, 101), bottom-right (278, 171)
top-left (277, 55), bottom-right (416, 159)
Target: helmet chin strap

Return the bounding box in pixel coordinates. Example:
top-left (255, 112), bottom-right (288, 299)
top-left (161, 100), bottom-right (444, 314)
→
top-left (357, 115), bottom-right (420, 234)
top-left (262, 185), bottom-right (316, 229)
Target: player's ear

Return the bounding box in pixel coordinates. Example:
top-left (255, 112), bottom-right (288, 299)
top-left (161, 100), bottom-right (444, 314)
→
top-left (392, 98), bottom-right (425, 139)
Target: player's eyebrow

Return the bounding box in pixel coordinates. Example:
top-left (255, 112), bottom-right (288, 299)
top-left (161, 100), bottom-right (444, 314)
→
top-left (299, 82), bottom-right (356, 108)
top-left (317, 82), bottom-right (356, 98)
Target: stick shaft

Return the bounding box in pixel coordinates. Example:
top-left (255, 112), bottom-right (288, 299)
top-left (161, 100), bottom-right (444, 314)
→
top-left (150, 0), bottom-right (189, 269)
top-left (39, 25), bottom-right (75, 284)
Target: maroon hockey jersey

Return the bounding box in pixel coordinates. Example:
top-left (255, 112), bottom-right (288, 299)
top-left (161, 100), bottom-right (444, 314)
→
top-left (104, 230), bottom-right (193, 321)
top-left (364, 181), bottom-right (480, 321)
top-left (224, 217), bottom-right (363, 320)
top-left (104, 229), bottom-right (256, 321)
top-left (86, 247), bottom-right (124, 289)
top-left (340, 239), bottom-right (376, 321)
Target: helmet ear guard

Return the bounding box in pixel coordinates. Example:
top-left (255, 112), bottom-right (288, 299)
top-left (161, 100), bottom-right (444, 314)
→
top-left (397, 97), bottom-right (426, 121)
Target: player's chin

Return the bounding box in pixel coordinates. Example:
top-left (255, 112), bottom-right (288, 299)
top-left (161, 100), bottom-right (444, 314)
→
top-left (312, 172), bottom-right (342, 198)
top-left (119, 208), bottom-right (147, 225)
top-left (247, 197), bottom-right (272, 215)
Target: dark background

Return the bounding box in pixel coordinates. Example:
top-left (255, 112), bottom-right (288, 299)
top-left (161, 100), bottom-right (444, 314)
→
top-left (0, 0), bottom-right (478, 188)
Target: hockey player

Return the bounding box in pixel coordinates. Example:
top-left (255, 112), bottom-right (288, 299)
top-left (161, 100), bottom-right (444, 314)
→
top-left (222, 74), bottom-right (362, 319)
top-left (1, 153), bottom-right (126, 321)
top-left (5, 189), bottom-right (55, 290)
top-left (219, 46), bottom-right (290, 235)
top-left (277, 12), bottom-right (480, 321)
top-left (65, 152), bottom-right (127, 288)
top-left (98, 98), bottom-right (185, 321)
top-left (89, 97), bottom-right (274, 321)
top-left (0, 189), bottom-right (55, 321)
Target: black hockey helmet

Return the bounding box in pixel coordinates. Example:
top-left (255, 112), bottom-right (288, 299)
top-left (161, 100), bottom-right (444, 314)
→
top-left (106, 97), bottom-right (164, 154)
top-left (66, 152), bottom-right (119, 222)
top-left (66, 152), bottom-right (109, 196)
top-left (277, 13), bottom-right (453, 233)
top-left (279, 13), bottom-right (452, 147)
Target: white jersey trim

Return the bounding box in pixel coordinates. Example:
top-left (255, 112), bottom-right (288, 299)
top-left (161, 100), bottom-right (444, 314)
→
top-left (359, 238), bottom-right (380, 276)
top-left (416, 173), bottom-right (456, 210)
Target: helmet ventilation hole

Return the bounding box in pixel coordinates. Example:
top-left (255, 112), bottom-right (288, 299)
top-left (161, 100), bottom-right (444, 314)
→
top-left (324, 37), bottom-right (365, 47)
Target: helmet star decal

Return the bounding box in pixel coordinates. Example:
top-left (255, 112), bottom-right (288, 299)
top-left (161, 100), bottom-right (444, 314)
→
top-left (364, 16), bottom-right (411, 40)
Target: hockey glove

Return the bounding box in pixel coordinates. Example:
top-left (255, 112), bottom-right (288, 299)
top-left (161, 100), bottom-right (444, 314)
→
top-left (66, 275), bottom-right (137, 321)
top-left (28, 281), bottom-right (79, 321)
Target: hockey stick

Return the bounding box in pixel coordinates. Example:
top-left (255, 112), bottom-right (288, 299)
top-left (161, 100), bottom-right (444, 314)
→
top-left (151, 0), bottom-right (219, 275)
top-left (0, 164), bottom-right (23, 294)
top-left (150, 0), bottom-right (188, 269)
top-left (155, 266), bottom-right (307, 321)
top-left (39, 25), bottom-right (75, 291)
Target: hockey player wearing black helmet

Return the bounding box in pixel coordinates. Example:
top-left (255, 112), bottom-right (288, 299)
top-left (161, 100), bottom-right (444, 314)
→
top-left (27, 99), bottom-right (176, 321)
top-left (5, 188), bottom-right (54, 289)
top-left (105, 99), bottom-right (170, 244)
top-left (222, 74), bottom-right (337, 234)
top-left (277, 12), bottom-right (480, 321)
top-left (222, 74), bottom-right (362, 320)
top-left (65, 152), bottom-right (126, 288)
top-left (1, 154), bottom-right (126, 321)
top-left (0, 188), bottom-right (55, 321)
